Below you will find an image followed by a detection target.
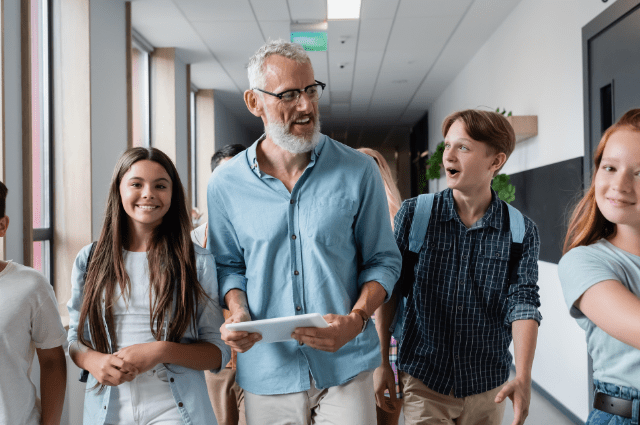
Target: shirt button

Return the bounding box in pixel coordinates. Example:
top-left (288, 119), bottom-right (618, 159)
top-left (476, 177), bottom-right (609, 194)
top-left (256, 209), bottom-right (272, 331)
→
top-left (294, 270), bottom-right (299, 276)
top-left (104, 406), bottom-right (107, 410)
top-left (178, 402), bottom-right (183, 407)
top-left (457, 306), bottom-right (462, 311)
top-left (430, 243), bottom-right (435, 248)
top-left (296, 306), bottom-right (302, 311)
top-left (292, 235), bottom-right (297, 240)
top-left (290, 199), bottom-right (295, 204)
top-left (462, 255), bottom-right (468, 260)
top-left (455, 355), bottom-right (460, 359)
top-left (459, 279), bottom-right (464, 285)
top-left (170, 378), bottom-right (174, 383)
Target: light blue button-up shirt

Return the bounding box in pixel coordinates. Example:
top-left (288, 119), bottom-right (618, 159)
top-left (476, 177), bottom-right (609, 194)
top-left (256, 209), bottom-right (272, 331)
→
top-left (67, 243), bottom-right (230, 425)
top-left (207, 134), bottom-right (402, 395)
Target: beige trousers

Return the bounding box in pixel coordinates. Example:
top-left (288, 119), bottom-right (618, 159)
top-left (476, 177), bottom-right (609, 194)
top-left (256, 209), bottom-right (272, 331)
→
top-left (400, 371), bottom-right (506, 425)
top-left (243, 370), bottom-right (376, 425)
top-left (205, 368), bottom-right (246, 425)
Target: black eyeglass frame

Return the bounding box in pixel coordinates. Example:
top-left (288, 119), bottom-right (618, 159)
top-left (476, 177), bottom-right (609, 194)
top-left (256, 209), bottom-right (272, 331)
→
top-left (253, 80), bottom-right (326, 103)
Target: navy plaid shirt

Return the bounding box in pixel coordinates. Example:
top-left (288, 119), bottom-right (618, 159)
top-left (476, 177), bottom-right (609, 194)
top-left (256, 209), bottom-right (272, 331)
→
top-left (395, 189), bottom-right (541, 397)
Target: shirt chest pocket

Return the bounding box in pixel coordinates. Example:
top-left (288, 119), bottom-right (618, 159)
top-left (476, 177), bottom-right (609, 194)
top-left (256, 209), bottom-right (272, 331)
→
top-left (423, 235), bottom-right (452, 282)
top-left (304, 197), bottom-right (356, 246)
top-left (476, 240), bottom-right (511, 286)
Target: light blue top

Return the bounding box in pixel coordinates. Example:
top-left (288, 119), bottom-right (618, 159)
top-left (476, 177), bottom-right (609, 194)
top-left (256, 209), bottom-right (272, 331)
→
top-left (67, 243), bottom-right (230, 425)
top-left (559, 239), bottom-right (640, 390)
top-left (207, 134), bottom-right (402, 395)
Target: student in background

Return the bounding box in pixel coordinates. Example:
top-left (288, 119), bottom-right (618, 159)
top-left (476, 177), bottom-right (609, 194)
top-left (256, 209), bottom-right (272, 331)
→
top-left (67, 147), bottom-right (229, 425)
top-left (192, 143), bottom-right (247, 425)
top-left (358, 148), bottom-right (404, 425)
top-left (559, 108), bottom-right (640, 425)
top-left (0, 181), bottom-right (67, 425)
top-left (377, 110), bottom-right (541, 425)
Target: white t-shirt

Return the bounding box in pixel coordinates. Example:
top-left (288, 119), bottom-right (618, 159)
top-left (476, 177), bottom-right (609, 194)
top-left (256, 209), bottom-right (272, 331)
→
top-left (0, 261), bottom-right (67, 425)
top-left (559, 239), bottom-right (640, 389)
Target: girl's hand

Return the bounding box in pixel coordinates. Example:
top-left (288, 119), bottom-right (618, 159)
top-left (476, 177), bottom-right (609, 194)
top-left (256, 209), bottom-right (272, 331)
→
top-left (113, 342), bottom-right (164, 374)
top-left (87, 352), bottom-right (139, 386)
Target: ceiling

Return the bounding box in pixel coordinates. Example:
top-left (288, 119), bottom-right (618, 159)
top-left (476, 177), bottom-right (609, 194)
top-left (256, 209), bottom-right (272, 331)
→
top-left (131, 0), bottom-right (522, 148)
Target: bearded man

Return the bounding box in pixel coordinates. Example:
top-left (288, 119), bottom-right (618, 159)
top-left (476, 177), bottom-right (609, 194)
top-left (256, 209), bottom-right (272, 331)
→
top-left (206, 40), bottom-right (401, 425)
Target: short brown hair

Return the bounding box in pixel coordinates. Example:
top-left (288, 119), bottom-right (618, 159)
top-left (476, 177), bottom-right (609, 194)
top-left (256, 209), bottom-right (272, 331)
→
top-left (442, 109), bottom-right (516, 163)
top-left (0, 181), bottom-right (7, 218)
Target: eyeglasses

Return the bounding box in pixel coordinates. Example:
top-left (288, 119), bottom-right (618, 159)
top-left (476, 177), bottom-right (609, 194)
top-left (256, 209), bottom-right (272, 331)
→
top-left (253, 80), bottom-right (326, 105)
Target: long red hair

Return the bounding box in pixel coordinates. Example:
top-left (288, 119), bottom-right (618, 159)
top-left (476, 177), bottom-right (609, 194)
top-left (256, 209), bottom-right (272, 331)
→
top-left (563, 109), bottom-right (640, 254)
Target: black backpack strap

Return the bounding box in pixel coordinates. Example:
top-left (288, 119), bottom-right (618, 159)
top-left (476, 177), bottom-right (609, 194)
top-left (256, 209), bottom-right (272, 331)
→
top-left (79, 241), bottom-right (97, 384)
top-left (504, 203), bottom-right (525, 285)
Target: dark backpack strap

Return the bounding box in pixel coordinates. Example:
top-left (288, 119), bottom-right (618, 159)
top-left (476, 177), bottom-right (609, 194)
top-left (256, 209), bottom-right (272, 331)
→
top-left (79, 242), bottom-right (97, 384)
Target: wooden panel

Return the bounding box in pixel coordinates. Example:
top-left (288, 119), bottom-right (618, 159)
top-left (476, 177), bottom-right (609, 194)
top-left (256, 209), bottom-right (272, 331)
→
top-left (151, 47), bottom-right (176, 161)
top-left (195, 89), bottom-right (214, 217)
top-left (54, 0), bottom-right (92, 323)
top-left (509, 157), bottom-right (584, 264)
top-left (21, 0), bottom-right (32, 267)
top-left (1, 0), bottom-right (5, 260)
top-left (186, 64), bottom-right (191, 205)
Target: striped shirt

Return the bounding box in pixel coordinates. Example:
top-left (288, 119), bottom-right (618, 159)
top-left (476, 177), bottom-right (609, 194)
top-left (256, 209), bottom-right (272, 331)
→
top-left (395, 189), bottom-right (541, 397)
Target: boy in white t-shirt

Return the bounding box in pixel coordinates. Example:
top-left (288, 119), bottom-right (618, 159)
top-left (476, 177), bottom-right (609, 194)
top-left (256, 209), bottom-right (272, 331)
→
top-left (0, 181), bottom-right (67, 425)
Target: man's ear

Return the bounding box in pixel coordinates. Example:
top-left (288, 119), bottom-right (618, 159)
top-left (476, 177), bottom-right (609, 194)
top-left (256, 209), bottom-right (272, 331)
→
top-left (244, 89), bottom-right (263, 118)
top-left (491, 152), bottom-right (507, 173)
top-left (0, 216), bottom-right (10, 237)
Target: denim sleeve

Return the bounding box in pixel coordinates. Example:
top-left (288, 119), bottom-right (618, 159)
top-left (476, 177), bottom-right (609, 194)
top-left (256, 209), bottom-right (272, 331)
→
top-left (506, 217), bottom-right (542, 325)
top-left (353, 160), bottom-right (402, 301)
top-left (67, 244), bottom-right (94, 347)
top-left (207, 173), bottom-right (248, 308)
top-left (196, 250), bottom-right (231, 373)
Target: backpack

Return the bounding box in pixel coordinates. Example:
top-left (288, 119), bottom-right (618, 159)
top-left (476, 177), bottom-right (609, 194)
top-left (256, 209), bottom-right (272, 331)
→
top-left (391, 193), bottom-right (525, 341)
top-left (79, 242), bottom-right (97, 383)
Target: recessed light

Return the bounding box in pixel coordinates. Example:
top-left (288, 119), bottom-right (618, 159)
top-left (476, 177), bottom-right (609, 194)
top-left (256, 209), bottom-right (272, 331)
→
top-left (328, 0), bottom-right (361, 20)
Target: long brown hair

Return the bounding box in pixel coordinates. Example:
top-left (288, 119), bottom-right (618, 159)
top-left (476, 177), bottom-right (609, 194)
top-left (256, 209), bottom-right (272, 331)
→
top-left (358, 148), bottom-right (403, 227)
top-left (563, 109), bottom-right (640, 254)
top-left (78, 148), bottom-right (206, 358)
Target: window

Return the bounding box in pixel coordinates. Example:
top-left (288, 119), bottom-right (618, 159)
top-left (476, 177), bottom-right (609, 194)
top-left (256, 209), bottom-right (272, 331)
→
top-left (31, 0), bottom-right (53, 281)
top-left (131, 30), bottom-right (152, 147)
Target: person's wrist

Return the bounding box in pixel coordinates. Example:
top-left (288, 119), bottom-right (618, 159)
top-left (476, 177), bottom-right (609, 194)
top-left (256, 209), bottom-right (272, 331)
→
top-left (349, 312), bottom-right (364, 335)
top-left (350, 308), bottom-right (369, 333)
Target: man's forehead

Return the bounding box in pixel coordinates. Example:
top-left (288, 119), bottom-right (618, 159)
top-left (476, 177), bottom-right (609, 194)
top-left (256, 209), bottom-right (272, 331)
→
top-left (263, 55), bottom-right (314, 89)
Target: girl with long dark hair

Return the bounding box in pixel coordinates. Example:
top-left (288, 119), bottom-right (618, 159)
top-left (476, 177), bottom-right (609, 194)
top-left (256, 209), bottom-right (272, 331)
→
top-left (67, 147), bottom-right (229, 424)
top-left (559, 109), bottom-right (640, 424)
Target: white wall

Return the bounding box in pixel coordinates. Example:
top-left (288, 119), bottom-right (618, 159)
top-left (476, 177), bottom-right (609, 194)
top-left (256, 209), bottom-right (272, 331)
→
top-left (90, 0), bottom-right (128, 239)
top-left (214, 98), bottom-right (258, 151)
top-left (427, 0), bottom-right (619, 420)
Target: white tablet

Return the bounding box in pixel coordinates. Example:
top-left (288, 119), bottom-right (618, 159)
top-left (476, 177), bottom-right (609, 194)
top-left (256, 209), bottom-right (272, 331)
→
top-left (225, 313), bottom-right (329, 344)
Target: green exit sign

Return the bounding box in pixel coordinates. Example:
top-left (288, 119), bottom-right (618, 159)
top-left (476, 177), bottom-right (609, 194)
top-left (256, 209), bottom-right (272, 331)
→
top-left (291, 32), bottom-right (327, 52)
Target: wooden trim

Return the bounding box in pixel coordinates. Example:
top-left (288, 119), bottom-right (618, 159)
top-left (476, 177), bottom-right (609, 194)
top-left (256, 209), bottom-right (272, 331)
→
top-left (186, 63), bottom-right (192, 205)
top-left (126, 2), bottom-right (132, 148)
top-left (150, 47), bottom-right (176, 161)
top-left (195, 90), bottom-right (214, 216)
top-left (21, 0), bottom-right (33, 267)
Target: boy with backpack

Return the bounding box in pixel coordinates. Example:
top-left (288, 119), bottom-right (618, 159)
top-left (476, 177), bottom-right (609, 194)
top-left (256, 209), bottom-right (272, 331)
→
top-left (374, 110), bottom-right (541, 425)
top-left (0, 181), bottom-right (67, 424)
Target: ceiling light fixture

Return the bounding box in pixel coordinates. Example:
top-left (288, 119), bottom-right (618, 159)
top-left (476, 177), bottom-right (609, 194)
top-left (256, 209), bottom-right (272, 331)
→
top-left (327, 0), bottom-right (361, 20)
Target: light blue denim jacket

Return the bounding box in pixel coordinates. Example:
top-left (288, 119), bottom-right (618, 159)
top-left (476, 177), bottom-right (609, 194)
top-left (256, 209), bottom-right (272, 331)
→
top-left (67, 243), bottom-right (230, 425)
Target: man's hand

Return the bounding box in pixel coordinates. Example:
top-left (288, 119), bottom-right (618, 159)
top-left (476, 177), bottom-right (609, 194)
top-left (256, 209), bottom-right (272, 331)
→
top-left (495, 376), bottom-right (531, 425)
top-left (86, 351), bottom-right (139, 386)
top-left (291, 313), bottom-right (361, 352)
top-left (373, 363), bottom-right (399, 413)
top-left (220, 308), bottom-right (261, 353)
top-left (113, 342), bottom-right (164, 375)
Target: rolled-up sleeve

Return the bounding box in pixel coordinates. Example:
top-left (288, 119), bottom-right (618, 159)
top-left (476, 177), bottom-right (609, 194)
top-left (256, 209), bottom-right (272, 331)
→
top-left (207, 173), bottom-right (248, 307)
top-left (353, 160), bottom-right (402, 300)
top-left (67, 244), bottom-right (93, 346)
top-left (196, 251), bottom-right (231, 373)
top-left (506, 218), bottom-right (542, 325)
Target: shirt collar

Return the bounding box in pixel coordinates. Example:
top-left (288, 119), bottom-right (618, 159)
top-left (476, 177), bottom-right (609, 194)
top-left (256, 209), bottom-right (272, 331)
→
top-left (246, 133), bottom-right (327, 177)
top-left (442, 188), bottom-right (503, 230)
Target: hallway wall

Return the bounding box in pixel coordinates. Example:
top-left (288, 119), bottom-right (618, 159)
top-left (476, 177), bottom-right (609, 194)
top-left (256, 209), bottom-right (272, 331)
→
top-left (427, 0), bottom-right (619, 420)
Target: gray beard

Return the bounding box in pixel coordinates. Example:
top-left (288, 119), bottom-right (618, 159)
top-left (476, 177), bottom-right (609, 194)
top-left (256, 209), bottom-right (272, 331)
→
top-left (265, 114), bottom-right (321, 154)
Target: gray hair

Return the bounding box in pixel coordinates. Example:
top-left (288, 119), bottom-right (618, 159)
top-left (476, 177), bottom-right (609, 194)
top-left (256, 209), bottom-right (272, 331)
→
top-left (247, 39), bottom-right (311, 90)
